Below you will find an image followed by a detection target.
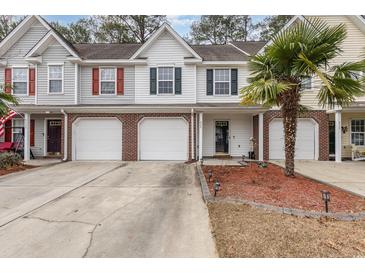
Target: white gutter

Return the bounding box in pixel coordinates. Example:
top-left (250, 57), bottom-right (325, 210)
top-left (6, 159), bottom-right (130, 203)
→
top-left (61, 109), bottom-right (68, 161)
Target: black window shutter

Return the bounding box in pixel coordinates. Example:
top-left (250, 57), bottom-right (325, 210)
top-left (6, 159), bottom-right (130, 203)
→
top-left (231, 69), bottom-right (238, 95)
top-left (150, 68), bottom-right (157, 95)
top-left (206, 69), bottom-right (213, 95)
top-left (175, 67), bottom-right (182, 95)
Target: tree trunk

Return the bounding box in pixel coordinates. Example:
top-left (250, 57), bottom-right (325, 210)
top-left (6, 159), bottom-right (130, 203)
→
top-left (280, 86), bottom-right (300, 176)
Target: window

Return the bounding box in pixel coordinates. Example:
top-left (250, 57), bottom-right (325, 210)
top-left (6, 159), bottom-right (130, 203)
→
top-left (301, 76), bottom-right (312, 90)
top-left (12, 68), bottom-right (28, 95)
top-left (12, 119), bottom-right (24, 143)
top-left (351, 119), bottom-right (365, 146)
top-left (48, 65), bottom-right (63, 93)
top-left (158, 67), bottom-right (174, 94)
top-left (100, 68), bottom-right (116, 94)
top-left (214, 69), bottom-right (230, 95)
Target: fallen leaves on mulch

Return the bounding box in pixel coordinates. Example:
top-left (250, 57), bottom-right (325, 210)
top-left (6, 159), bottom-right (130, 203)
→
top-left (203, 163), bottom-right (365, 213)
top-left (208, 202), bottom-right (365, 258)
top-left (0, 164), bottom-right (35, 176)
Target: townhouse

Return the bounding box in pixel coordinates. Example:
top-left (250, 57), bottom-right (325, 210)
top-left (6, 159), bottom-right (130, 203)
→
top-left (0, 15), bottom-right (364, 162)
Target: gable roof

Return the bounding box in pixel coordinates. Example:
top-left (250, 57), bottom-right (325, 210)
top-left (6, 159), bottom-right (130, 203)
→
top-left (130, 23), bottom-right (202, 60)
top-left (73, 43), bottom-right (141, 59)
top-left (230, 41), bottom-right (267, 56)
top-left (191, 44), bottom-right (250, 61)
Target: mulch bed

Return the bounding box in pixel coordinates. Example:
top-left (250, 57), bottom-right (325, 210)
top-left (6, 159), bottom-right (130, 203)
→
top-left (0, 164), bottom-right (35, 176)
top-left (202, 163), bottom-right (365, 213)
top-left (208, 202), bottom-right (365, 258)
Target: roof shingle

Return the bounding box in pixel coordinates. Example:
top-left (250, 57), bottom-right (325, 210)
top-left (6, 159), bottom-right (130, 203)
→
top-left (73, 43), bottom-right (142, 59)
top-left (231, 41), bottom-right (266, 55)
top-left (190, 44), bottom-right (249, 61)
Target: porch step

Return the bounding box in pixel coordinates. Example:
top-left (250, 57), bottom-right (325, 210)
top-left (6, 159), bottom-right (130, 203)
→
top-left (213, 154), bottom-right (232, 159)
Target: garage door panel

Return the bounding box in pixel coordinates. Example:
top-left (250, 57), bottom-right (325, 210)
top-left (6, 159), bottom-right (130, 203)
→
top-left (269, 119), bottom-right (316, 160)
top-left (139, 119), bottom-right (188, 161)
top-left (74, 119), bottom-right (122, 160)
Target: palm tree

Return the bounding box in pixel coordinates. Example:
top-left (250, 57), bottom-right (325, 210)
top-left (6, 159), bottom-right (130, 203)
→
top-left (241, 18), bottom-right (365, 176)
top-left (0, 84), bottom-right (19, 117)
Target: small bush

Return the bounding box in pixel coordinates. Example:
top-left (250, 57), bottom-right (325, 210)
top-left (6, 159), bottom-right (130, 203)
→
top-left (0, 152), bottom-right (22, 169)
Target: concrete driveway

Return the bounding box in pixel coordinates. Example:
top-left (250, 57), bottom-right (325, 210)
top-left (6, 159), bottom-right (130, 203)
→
top-left (0, 162), bottom-right (216, 257)
top-left (272, 160), bottom-right (365, 197)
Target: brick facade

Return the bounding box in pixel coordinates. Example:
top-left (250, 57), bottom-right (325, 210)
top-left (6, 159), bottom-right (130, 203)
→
top-left (66, 113), bottom-right (192, 161)
top-left (263, 110), bottom-right (329, 161)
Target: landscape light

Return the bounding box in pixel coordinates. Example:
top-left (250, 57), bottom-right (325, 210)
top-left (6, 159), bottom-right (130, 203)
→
top-left (214, 178), bottom-right (221, 197)
top-left (320, 190), bottom-right (331, 213)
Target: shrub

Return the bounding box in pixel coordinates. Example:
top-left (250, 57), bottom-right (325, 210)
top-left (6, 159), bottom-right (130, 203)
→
top-left (0, 152), bottom-right (22, 169)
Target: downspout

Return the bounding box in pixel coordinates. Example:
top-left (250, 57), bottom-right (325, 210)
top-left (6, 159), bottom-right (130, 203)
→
top-left (61, 109), bottom-right (68, 161)
top-left (191, 108), bottom-right (195, 160)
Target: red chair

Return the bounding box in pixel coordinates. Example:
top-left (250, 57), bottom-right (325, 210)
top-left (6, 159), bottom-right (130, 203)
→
top-left (0, 142), bottom-right (14, 152)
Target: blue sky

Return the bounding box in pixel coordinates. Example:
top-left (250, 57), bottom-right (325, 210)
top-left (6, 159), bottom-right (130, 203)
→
top-left (43, 15), bottom-right (266, 37)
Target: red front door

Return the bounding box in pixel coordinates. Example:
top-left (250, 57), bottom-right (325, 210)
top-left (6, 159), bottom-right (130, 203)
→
top-left (47, 120), bottom-right (62, 154)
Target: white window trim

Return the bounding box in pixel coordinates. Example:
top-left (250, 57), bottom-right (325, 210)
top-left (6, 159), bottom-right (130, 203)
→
top-left (213, 68), bottom-right (231, 96)
top-left (350, 118), bottom-right (365, 147)
top-left (99, 67), bottom-right (117, 96)
top-left (11, 118), bottom-right (24, 142)
top-left (47, 64), bottom-right (64, 95)
top-left (157, 66), bottom-right (175, 95)
top-left (11, 66), bottom-right (29, 96)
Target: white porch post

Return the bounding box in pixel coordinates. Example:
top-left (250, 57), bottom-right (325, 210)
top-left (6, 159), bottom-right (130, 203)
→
top-left (23, 113), bottom-right (30, 161)
top-left (335, 110), bottom-right (342, 163)
top-left (198, 112), bottom-right (203, 161)
top-left (259, 113), bottom-right (264, 161)
top-left (190, 109), bottom-right (195, 160)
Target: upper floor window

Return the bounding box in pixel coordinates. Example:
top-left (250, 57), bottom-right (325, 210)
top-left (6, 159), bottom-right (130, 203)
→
top-left (48, 65), bottom-right (63, 93)
top-left (100, 68), bottom-right (116, 95)
top-left (351, 119), bottom-right (365, 146)
top-left (158, 67), bottom-right (174, 94)
top-left (301, 76), bottom-right (312, 90)
top-left (214, 69), bottom-right (230, 95)
top-left (12, 68), bottom-right (28, 95)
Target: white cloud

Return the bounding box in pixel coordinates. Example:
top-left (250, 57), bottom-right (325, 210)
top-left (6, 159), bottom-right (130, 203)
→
top-left (166, 15), bottom-right (198, 28)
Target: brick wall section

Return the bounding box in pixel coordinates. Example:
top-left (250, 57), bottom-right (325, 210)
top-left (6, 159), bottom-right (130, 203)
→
top-left (252, 115), bottom-right (259, 160)
top-left (263, 110), bottom-right (329, 161)
top-left (67, 113), bottom-right (192, 161)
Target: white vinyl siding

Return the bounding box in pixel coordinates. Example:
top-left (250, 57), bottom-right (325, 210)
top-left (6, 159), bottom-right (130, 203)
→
top-left (135, 30), bottom-right (196, 104)
top-left (202, 113), bottom-right (252, 157)
top-left (197, 66), bottom-right (249, 103)
top-left (12, 68), bottom-right (28, 95)
top-left (37, 43), bottom-right (75, 105)
top-left (80, 66), bottom-right (135, 104)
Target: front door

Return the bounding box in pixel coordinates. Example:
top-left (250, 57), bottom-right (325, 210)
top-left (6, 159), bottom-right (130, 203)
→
top-left (47, 120), bottom-right (62, 154)
top-left (215, 121), bottom-right (229, 154)
top-left (329, 121), bottom-right (335, 156)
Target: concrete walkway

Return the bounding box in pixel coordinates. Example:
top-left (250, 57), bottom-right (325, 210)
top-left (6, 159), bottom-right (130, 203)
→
top-left (0, 161), bottom-right (216, 257)
top-left (271, 160), bottom-right (365, 197)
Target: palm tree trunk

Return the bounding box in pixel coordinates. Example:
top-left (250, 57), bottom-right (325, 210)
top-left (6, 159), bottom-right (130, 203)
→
top-left (280, 86), bottom-right (300, 176)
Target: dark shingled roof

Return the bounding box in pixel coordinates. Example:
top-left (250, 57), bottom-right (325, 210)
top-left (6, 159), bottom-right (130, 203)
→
top-left (231, 41), bottom-right (267, 55)
top-left (190, 44), bottom-right (249, 61)
top-left (73, 43), bottom-right (142, 59)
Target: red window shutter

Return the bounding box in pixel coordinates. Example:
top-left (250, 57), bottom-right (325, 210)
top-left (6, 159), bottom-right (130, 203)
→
top-left (4, 68), bottom-right (12, 94)
top-left (92, 68), bottom-right (99, 95)
top-left (30, 119), bottom-right (35, 146)
top-left (4, 120), bottom-right (12, 142)
top-left (117, 68), bottom-right (124, 95)
top-left (29, 68), bottom-right (36, 96)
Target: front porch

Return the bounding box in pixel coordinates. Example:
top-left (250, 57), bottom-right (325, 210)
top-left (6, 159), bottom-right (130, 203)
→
top-left (328, 103), bottom-right (365, 162)
top-left (196, 108), bottom-right (266, 162)
top-left (0, 110), bottom-right (66, 161)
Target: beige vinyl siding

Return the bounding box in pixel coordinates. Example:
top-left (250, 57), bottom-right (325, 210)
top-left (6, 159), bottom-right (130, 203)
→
top-left (80, 65), bottom-right (135, 104)
top-left (202, 113), bottom-right (252, 157)
top-left (196, 65), bottom-right (249, 103)
top-left (37, 43), bottom-right (75, 105)
top-left (135, 30), bottom-right (196, 104)
top-left (301, 16), bottom-right (365, 109)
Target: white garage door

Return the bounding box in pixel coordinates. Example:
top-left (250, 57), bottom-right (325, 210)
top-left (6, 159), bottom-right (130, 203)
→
top-left (269, 119), bottom-right (316, 160)
top-left (139, 118), bottom-right (188, 160)
top-left (73, 118), bottom-right (122, 160)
